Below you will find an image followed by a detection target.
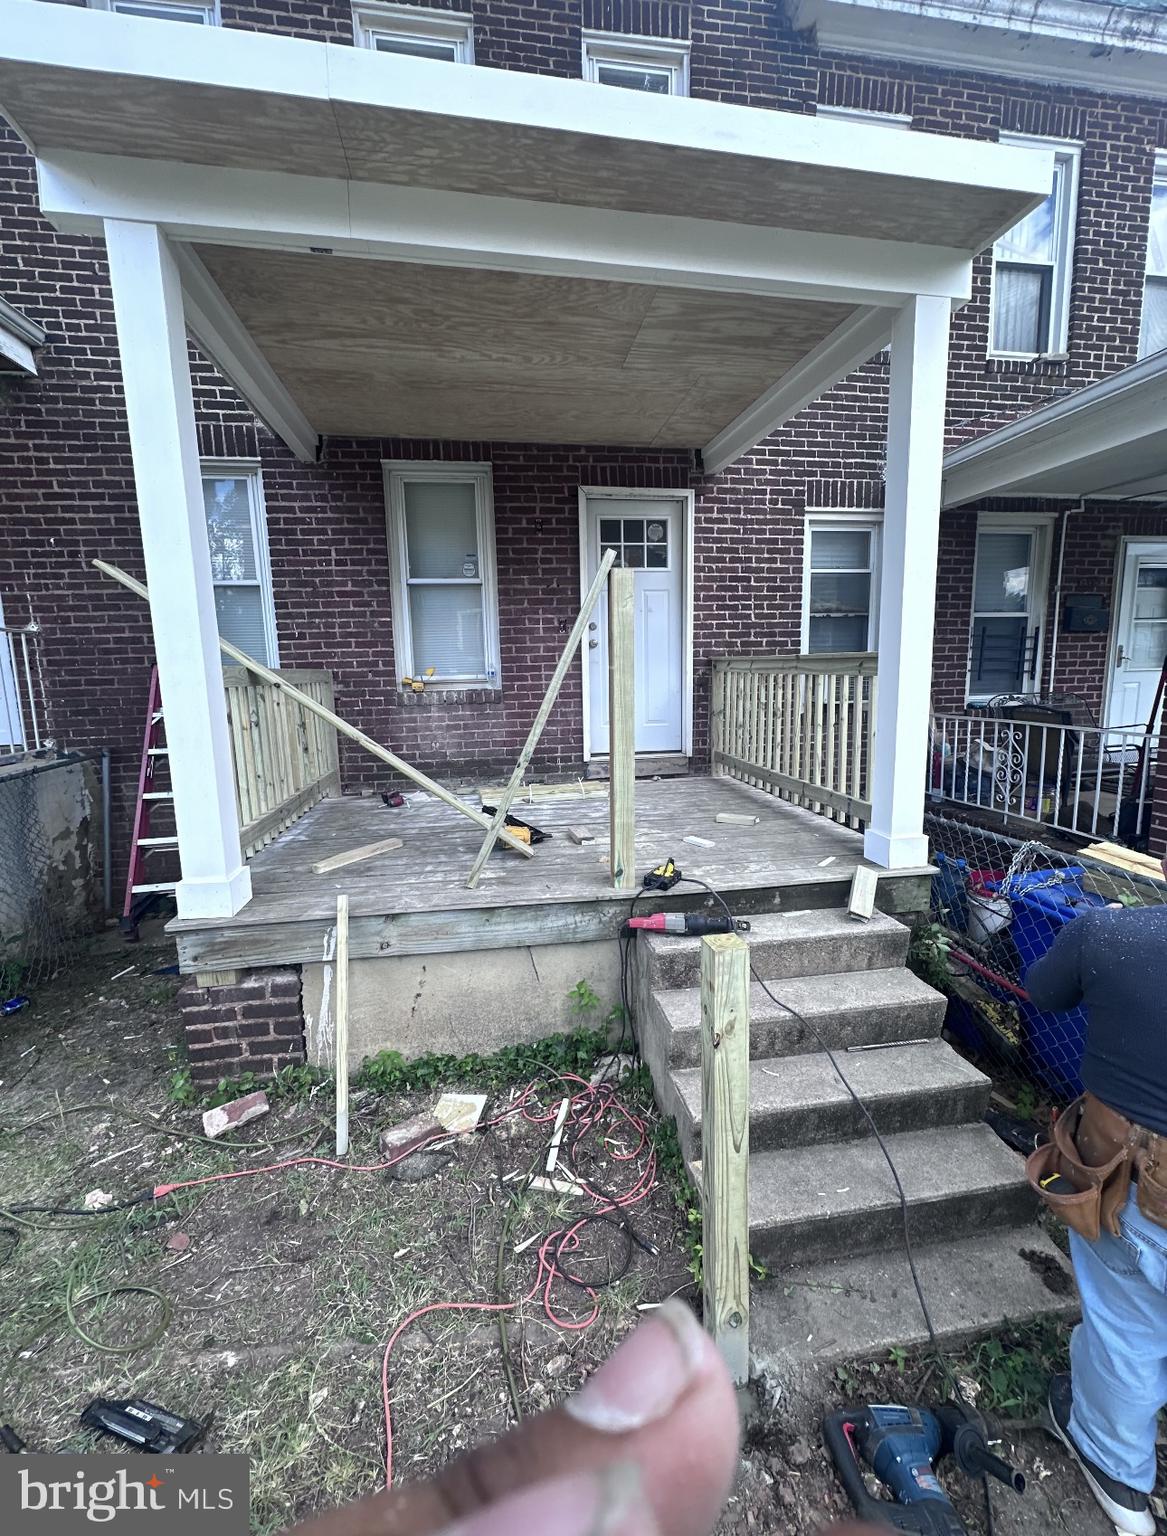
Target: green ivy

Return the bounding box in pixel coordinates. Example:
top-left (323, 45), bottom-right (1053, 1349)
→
top-left (355, 1023), bottom-right (610, 1096)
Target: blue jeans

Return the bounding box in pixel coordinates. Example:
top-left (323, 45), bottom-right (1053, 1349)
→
top-left (1069, 1186), bottom-right (1167, 1492)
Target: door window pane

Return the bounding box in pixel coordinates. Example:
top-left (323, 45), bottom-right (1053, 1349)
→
top-left (1131, 566), bottom-right (1167, 668)
top-left (971, 617), bottom-right (1029, 695)
top-left (974, 533), bottom-right (1032, 613)
top-left (404, 481), bottom-right (479, 578)
top-left (600, 514), bottom-right (670, 570)
top-left (408, 586), bottom-right (486, 676)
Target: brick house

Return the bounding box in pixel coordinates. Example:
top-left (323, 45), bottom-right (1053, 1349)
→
top-left (4, 0), bottom-right (1157, 1342)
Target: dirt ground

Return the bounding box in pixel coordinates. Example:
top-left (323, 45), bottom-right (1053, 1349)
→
top-left (0, 931), bottom-right (1156, 1534)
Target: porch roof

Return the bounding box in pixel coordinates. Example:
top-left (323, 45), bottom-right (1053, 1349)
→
top-left (941, 349), bottom-right (1167, 506)
top-left (0, 0), bottom-right (1051, 466)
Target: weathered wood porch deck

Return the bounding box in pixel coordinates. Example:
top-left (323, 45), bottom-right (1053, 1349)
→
top-left (171, 776), bottom-right (931, 975)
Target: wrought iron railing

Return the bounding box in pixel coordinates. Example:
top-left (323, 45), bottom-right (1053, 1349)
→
top-left (929, 711), bottom-right (1161, 845)
top-left (0, 622), bottom-right (49, 755)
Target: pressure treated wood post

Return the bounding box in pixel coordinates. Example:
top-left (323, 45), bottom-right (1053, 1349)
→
top-left (608, 567), bottom-right (636, 890)
top-left (700, 932), bottom-right (750, 1385)
top-left (335, 893), bottom-right (350, 1158)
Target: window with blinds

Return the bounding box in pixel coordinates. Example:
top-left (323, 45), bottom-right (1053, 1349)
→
top-left (968, 522), bottom-right (1048, 701)
top-left (804, 518), bottom-right (880, 653)
top-left (385, 464), bottom-right (500, 687)
top-left (991, 137), bottom-right (1079, 358)
top-left (201, 465), bottom-right (278, 668)
top-left (1139, 156), bottom-right (1167, 361)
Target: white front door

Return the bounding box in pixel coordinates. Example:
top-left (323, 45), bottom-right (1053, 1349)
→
top-left (1107, 541), bottom-right (1167, 729)
top-left (584, 496), bottom-right (686, 755)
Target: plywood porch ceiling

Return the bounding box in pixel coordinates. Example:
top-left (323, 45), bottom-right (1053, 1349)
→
top-left (195, 245), bottom-right (857, 446)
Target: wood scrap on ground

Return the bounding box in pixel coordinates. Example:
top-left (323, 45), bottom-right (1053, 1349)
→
top-left (433, 1092), bottom-right (487, 1134)
top-left (1082, 841), bottom-right (1164, 879)
top-left (567, 826), bottom-right (596, 845)
top-left (545, 1097), bottom-right (570, 1175)
top-left (312, 836), bottom-right (403, 875)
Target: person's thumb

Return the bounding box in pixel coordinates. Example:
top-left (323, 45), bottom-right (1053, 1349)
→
top-left (288, 1300), bottom-right (739, 1536)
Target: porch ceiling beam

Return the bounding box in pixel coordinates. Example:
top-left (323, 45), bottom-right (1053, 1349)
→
top-left (701, 305), bottom-right (894, 475)
top-left (171, 243), bottom-right (319, 466)
top-left (37, 153), bottom-right (978, 308)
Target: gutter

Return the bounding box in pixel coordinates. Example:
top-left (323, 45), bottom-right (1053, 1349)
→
top-left (0, 293), bottom-right (46, 376)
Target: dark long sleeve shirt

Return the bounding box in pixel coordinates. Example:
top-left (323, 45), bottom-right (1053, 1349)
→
top-left (1026, 904), bottom-right (1167, 1134)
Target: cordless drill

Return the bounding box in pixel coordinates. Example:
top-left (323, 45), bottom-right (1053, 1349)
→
top-left (823, 1402), bottom-right (1024, 1534)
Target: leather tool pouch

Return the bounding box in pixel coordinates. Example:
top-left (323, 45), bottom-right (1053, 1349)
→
top-left (1136, 1136), bottom-right (1167, 1229)
top-left (1026, 1093), bottom-right (1138, 1242)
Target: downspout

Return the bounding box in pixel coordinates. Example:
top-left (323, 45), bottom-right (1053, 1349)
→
top-left (1047, 500), bottom-right (1084, 698)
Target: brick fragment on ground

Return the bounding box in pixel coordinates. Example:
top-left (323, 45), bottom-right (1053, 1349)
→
top-left (378, 1110), bottom-right (443, 1160)
top-left (202, 1089), bottom-right (270, 1139)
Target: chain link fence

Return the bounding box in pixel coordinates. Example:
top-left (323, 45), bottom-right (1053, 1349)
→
top-left (0, 756), bottom-right (105, 1002)
top-left (918, 812), bottom-right (1166, 1116)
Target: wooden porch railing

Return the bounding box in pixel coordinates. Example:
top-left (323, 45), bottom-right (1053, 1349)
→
top-left (711, 653), bottom-right (877, 828)
top-left (223, 667), bottom-right (341, 856)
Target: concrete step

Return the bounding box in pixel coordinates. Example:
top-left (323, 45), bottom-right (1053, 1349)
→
top-left (642, 908), bottom-right (910, 991)
top-left (692, 1122), bottom-right (1034, 1269)
top-left (749, 1225), bottom-right (1078, 1370)
top-left (652, 966), bottom-right (946, 1069)
top-left (671, 1040), bottom-right (991, 1160)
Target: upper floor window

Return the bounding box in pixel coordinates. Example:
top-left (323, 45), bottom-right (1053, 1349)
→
top-left (1139, 155), bottom-right (1167, 360)
top-left (89, 0), bottom-right (218, 19)
top-left (815, 105), bottom-right (912, 130)
top-left (581, 31), bottom-right (690, 96)
top-left (202, 464), bottom-right (279, 669)
top-left (353, 3), bottom-right (474, 61)
top-left (802, 516), bottom-right (881, 654)
top-left (990, 136), bottom-right (1080, 359)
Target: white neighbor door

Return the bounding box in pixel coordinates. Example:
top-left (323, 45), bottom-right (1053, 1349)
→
top-left (1108, 541), bottom-right (1167, 729)
top-left (584, 496), bottom-right (686, 755)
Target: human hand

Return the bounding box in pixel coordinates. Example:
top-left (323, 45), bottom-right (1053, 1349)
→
top-left (286, 1299), bottom-right (881, 1536)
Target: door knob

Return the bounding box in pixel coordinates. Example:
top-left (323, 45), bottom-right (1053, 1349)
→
top-left (1117, 644), bottom-right (1125, 667)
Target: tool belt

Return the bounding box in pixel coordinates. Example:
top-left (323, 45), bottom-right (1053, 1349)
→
top-left (1026, 1092), bottom-right (1167, 1242)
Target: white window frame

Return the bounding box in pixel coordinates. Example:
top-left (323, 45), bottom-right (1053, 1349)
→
top-left (352, 3), bottom-right (474, 62)
top-left (801, 512), bottom-right (882, 655)
top-left (89, 0), bottom-right (220, 21)
top-left (966, 514), bottom-right (1054, 706)
top-left (1138, 153), bottom-right (1167, 361)
top-left (989, 135), bottom-right (1080, 361)
top-left (383, 461), bottom-right (500, 689)
top-left (581, 31), bottom-right (690, 97)
top-left (815, 105), bottom-right (912, 130)
top-left (201, 459), bottom-right (280, 669)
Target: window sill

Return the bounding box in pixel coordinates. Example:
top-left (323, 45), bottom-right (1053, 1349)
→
top-left (398, 684), bottom-right (502, 704)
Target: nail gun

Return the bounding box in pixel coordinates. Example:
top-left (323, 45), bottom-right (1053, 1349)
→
top-left (824, 1402), bottom-right (1024, 1534)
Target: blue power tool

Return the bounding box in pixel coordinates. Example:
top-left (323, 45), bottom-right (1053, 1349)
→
top-left (823, 1403), bottom-right (1025, 1534)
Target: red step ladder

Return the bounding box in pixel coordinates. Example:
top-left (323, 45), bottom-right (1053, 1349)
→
top-left (122, 665), bottom-right (180, 937)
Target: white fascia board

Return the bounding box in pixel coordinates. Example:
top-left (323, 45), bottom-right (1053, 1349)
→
top-left (3, 0), bottom-right (1049, 218)
top-left (37, 152), bottom-right (976, 306)
top-left (0, 294), bottom-right (45, 374)
top-left (792, 0), bottom-right (1167, 101)
top-left (942, 353), bottom-right (1167, 506)
top-left (702, 305), bottom-right (894, 474)
top-left (171, 243), bottom-right (319, 465)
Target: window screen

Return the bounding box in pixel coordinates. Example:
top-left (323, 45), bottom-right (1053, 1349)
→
top-left (969, 528), bottom-right (1040, 697)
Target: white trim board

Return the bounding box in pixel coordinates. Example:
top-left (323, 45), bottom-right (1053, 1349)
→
top-left (577, 486), bottom-right (695, 761)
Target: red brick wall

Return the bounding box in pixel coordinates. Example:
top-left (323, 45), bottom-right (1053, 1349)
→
top-left (5, 0), bottom-right (1167, 889)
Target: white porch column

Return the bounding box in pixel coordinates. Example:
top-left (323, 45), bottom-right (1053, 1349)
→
top-left (104, 218), bottom-right (252, 919)
top-left (864, 292), bottom-right (951, 871)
